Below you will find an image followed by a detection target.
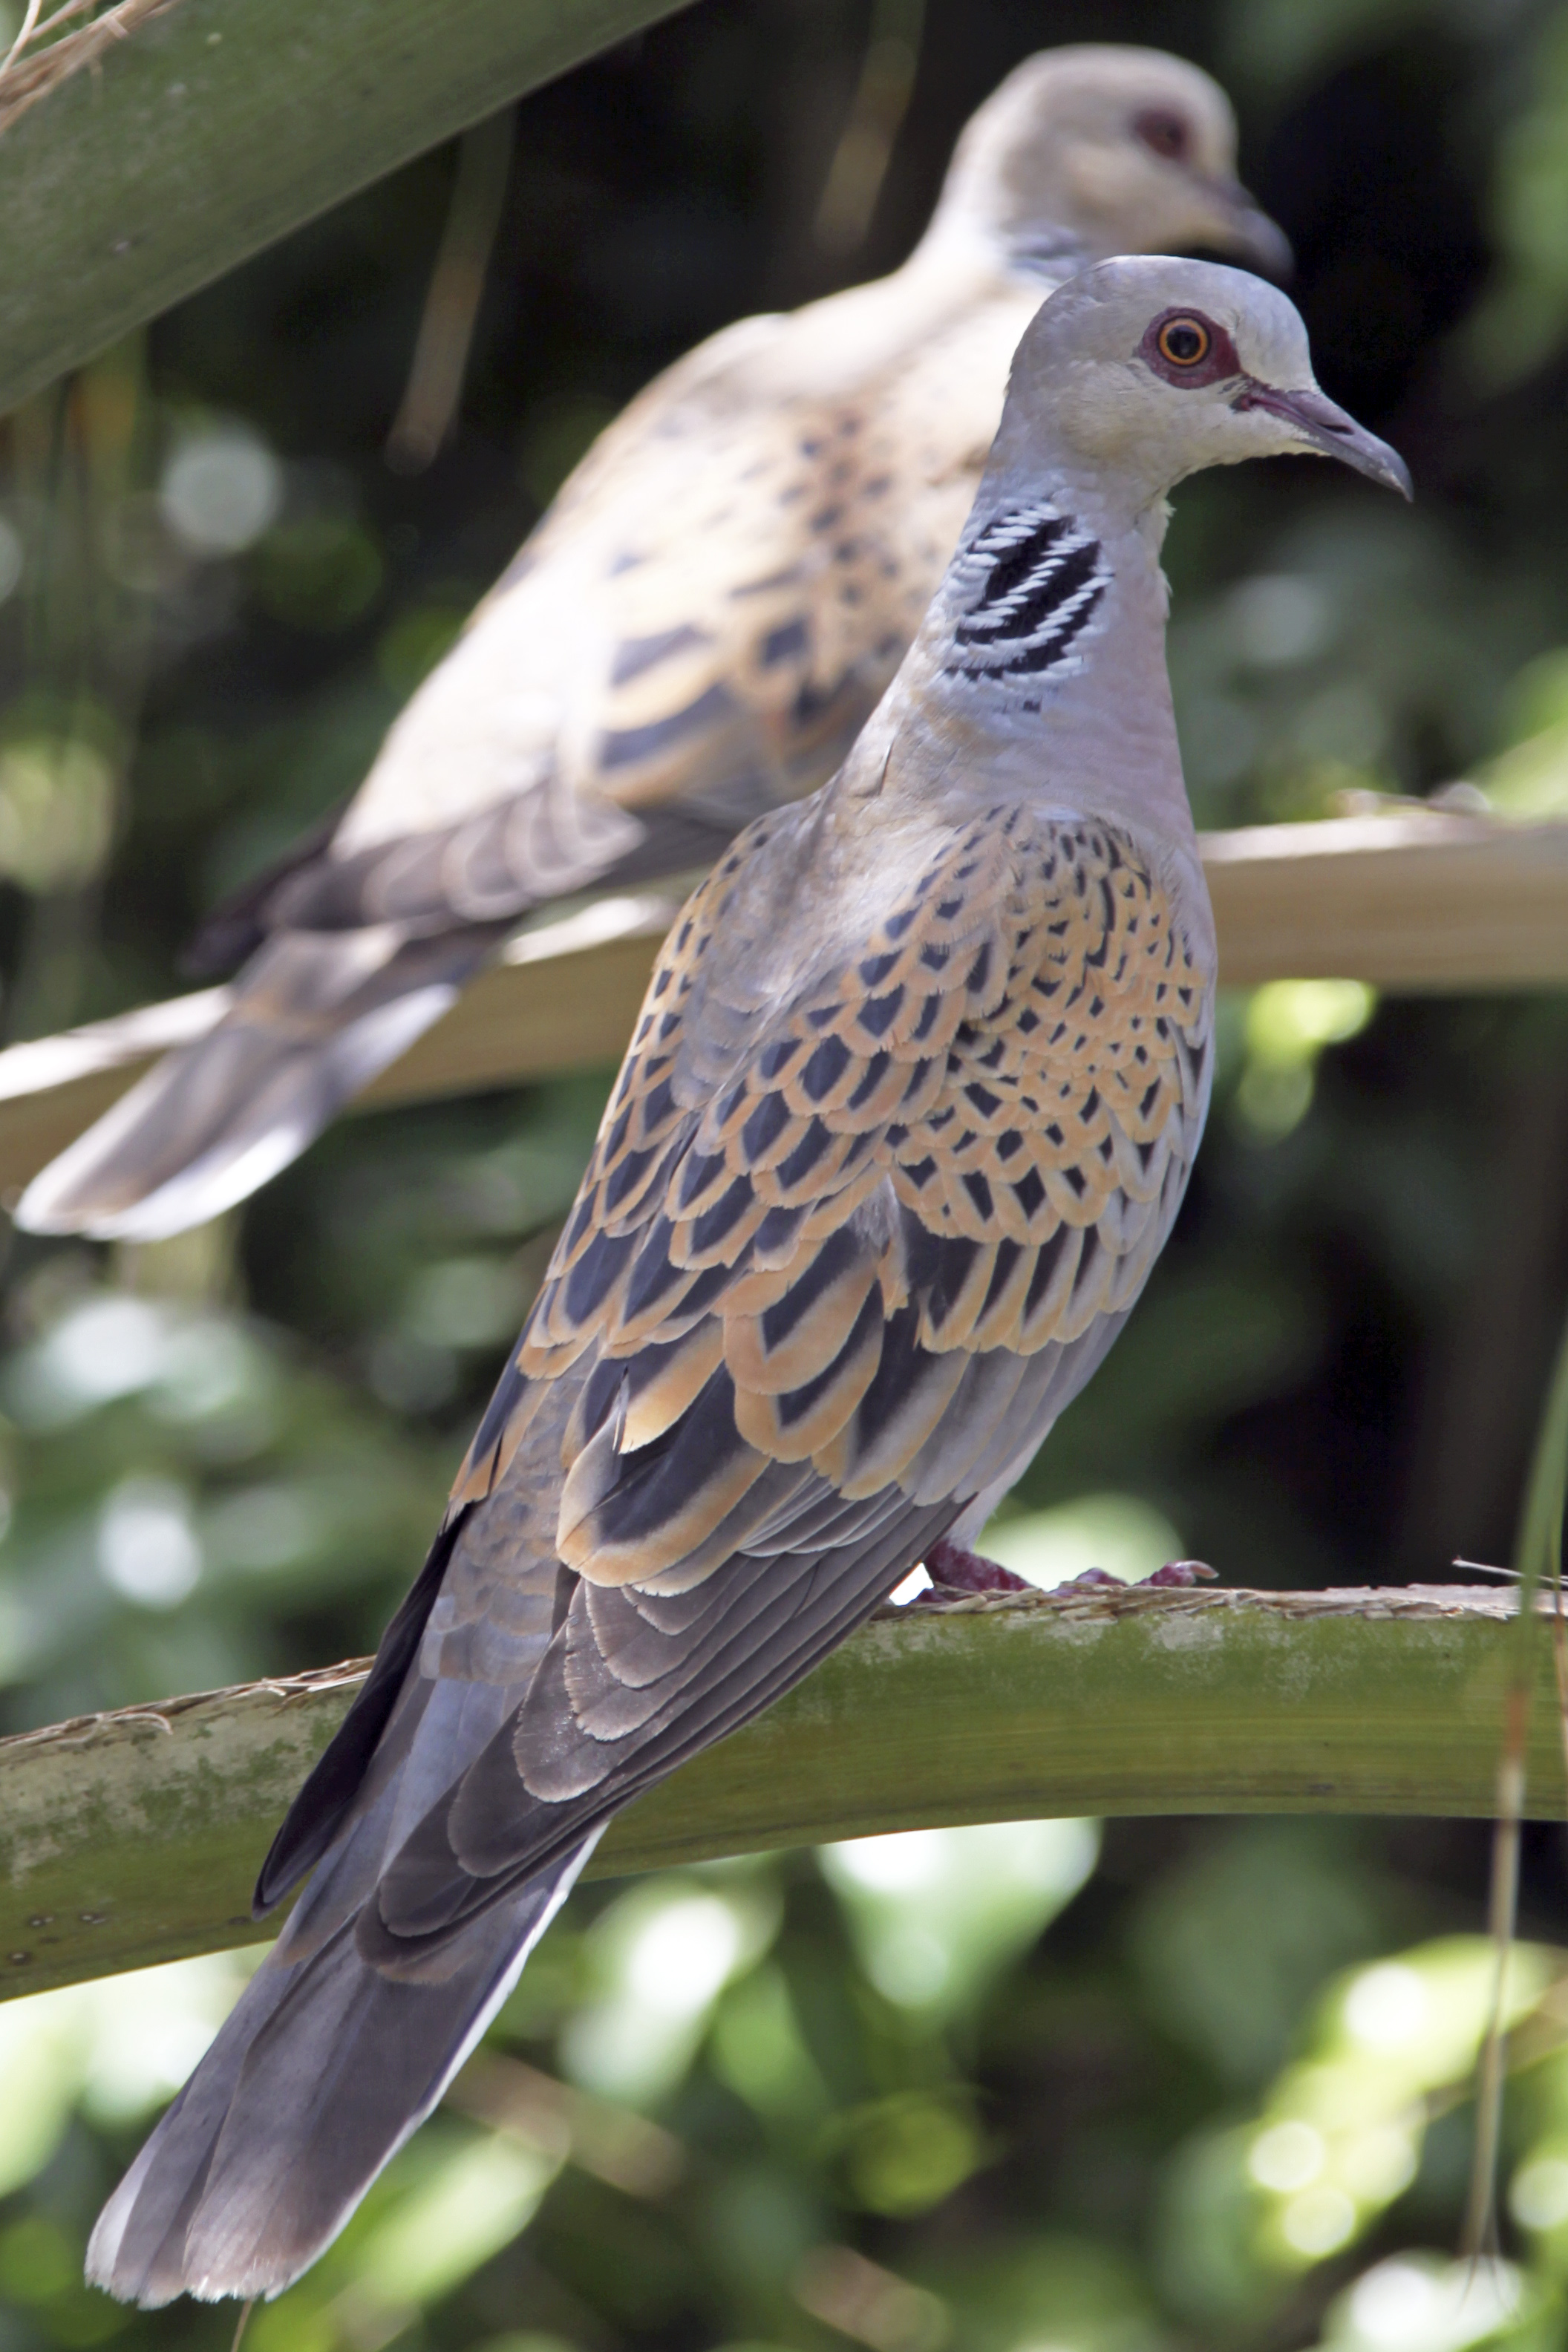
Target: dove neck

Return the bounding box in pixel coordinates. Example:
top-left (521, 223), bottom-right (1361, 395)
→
top-left (913, 201), bottom-right (1086, 292)
top-left (866, 471), bottom-right (1194, 850)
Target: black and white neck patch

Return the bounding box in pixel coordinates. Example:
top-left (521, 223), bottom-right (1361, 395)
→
top-left (946, 505), bottom-right (1108, 686)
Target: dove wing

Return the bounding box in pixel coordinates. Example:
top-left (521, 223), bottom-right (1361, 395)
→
top-left (295, 278), bottom-right (1040, 918)
top-left (268, 786), bottom-right (1213, 1959)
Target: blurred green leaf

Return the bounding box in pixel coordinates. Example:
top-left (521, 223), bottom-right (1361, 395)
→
top-left (250, 517), bottom-right (385, 631)
top-left (1466, 6), bottom-right (1568, 387)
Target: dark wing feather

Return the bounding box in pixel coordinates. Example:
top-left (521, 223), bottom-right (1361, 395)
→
top-left (254, 1510), bottom-right (471, 1914)
top-left (183, 794), bottom-right (353, 977)
top-left (264, 794), bottom-right (736, 938)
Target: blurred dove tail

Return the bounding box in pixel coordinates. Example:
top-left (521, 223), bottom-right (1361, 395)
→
top-left (85, 1829), bottom-right (598, 2307)
top-left (14, 923), bottom-right (510, 1242)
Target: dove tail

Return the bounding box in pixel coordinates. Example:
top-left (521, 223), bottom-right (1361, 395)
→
top-left (15, 924), bottom-right (509, 1242)
top-left (86, 1828), bottom-right (600, 2308)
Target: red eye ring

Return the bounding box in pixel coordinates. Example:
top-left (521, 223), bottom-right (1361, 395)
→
top-left (1157, 316), bottom-right (1212, 368)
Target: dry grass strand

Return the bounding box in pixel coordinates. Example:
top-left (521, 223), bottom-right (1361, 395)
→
top-left (0, 0), bottom-right (180, 140)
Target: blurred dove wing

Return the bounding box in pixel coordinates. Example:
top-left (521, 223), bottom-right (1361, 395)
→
top-left (332, 268), bottom-right (1042, 864)
top-left (19, 268), bottom-right (1042, 1242)
top-left (88, 775), bottom-right (1212, 2304)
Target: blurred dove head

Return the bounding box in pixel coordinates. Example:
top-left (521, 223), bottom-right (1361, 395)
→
top-left (939, 46), bottom-right (1292, 282)
top-left (999, 255), bottom-right (1411, 507)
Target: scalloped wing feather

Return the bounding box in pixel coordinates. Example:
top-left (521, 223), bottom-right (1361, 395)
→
top-left (421, 799), bottom-right (1211, 1717)
top-left (508, 800), bottom-right (1209, 1502)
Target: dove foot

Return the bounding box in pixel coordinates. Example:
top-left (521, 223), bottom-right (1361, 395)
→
top-left (1059, 1559), bottom-right (1217, 1592)
top-left (918, 1538), bottom-right (1033, 1597)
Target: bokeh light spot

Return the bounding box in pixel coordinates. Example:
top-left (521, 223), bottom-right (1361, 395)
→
top-left (1344, 1961), bottom-right (1428, 2049)
top-left (160, 423), bottom-right (283, 557)
top-left (1279, 2183), bottom-right (1356, 2255)
top-left (1248, 2118), bottom-right (1324, 2192)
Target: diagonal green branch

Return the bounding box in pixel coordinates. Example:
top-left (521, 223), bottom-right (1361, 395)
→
top-left (0, 0), bottom-right (691, 419)
top-left (0, 1583), bottom-right (1558, 2002)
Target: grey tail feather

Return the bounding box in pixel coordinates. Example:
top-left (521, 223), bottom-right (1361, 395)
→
top-left (86, 1827), bottom-right (601, 2308)
top-left (15, 924), bottom-right (510, 1242)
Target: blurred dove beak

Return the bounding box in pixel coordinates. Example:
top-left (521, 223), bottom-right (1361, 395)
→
top-left (1235, 382), bottom-right (1414, 498)
top-left (1203, 179), bottom-right (1295, 281)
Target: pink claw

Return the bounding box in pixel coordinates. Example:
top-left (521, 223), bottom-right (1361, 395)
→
top-left (1143, 1560), bottom-right (1218, 1588)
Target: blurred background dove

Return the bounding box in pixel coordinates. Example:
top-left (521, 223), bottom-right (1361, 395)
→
top-left (12, 44), bottom-right (1287, 1243)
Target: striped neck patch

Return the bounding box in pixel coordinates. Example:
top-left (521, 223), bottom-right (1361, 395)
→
top-left (947, 504), bottom-right (1108, 686)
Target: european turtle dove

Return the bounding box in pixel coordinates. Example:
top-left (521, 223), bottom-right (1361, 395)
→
top-left (86, 256), bottom-right (1408, 2309)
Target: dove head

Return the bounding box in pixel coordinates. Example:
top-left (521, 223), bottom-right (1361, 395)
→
top-left (938, 46), bottom-right (1291, 281)
top-left (994, 255), bottom-right (1411, 511)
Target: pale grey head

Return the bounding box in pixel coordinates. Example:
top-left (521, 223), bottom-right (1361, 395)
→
top-left (893, 258), bottom-right (1409, 839)
top-left (935, 45), bottom-right (1292, 281)
top-left (993, 255), bottom-right (1411, 512)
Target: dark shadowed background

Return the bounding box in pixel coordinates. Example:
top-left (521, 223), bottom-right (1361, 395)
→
top-left (1, 0), bottom-right (1568, 2343)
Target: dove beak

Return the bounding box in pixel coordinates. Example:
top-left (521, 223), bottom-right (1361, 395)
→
top-left (1198, 178), bottom-right (1294, 281)
top-left (1234, 382), bottom-right (1414, 499)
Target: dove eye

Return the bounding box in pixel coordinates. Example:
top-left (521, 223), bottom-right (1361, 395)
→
top-left (1135, 108), bottom-right (1190, 162)
top-left (1157, 316), bottom-right (1211, 368)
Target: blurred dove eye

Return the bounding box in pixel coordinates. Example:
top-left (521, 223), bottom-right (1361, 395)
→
top-left (1157, 316), bottom-right (1212, 367)
top-left (1134, 108), bottom-right (1190, 161)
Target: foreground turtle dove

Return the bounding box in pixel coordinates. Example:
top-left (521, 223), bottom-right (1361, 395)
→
top-left (87, 256), bottom-right (1408, 2307)
top-left (16, 45), bottom-right (1289, 1241)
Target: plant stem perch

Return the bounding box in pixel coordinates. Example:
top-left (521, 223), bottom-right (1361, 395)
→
top-left (0, 1582), bottom-right (1557, 2002)
top-left (0, 811), bottom-right (1564, 1199)
top-left (0, 0), bottom-right (692, 416)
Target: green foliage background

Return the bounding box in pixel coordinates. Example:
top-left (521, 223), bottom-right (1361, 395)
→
top-left (4, 0), bottom-right (1568, 2342)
